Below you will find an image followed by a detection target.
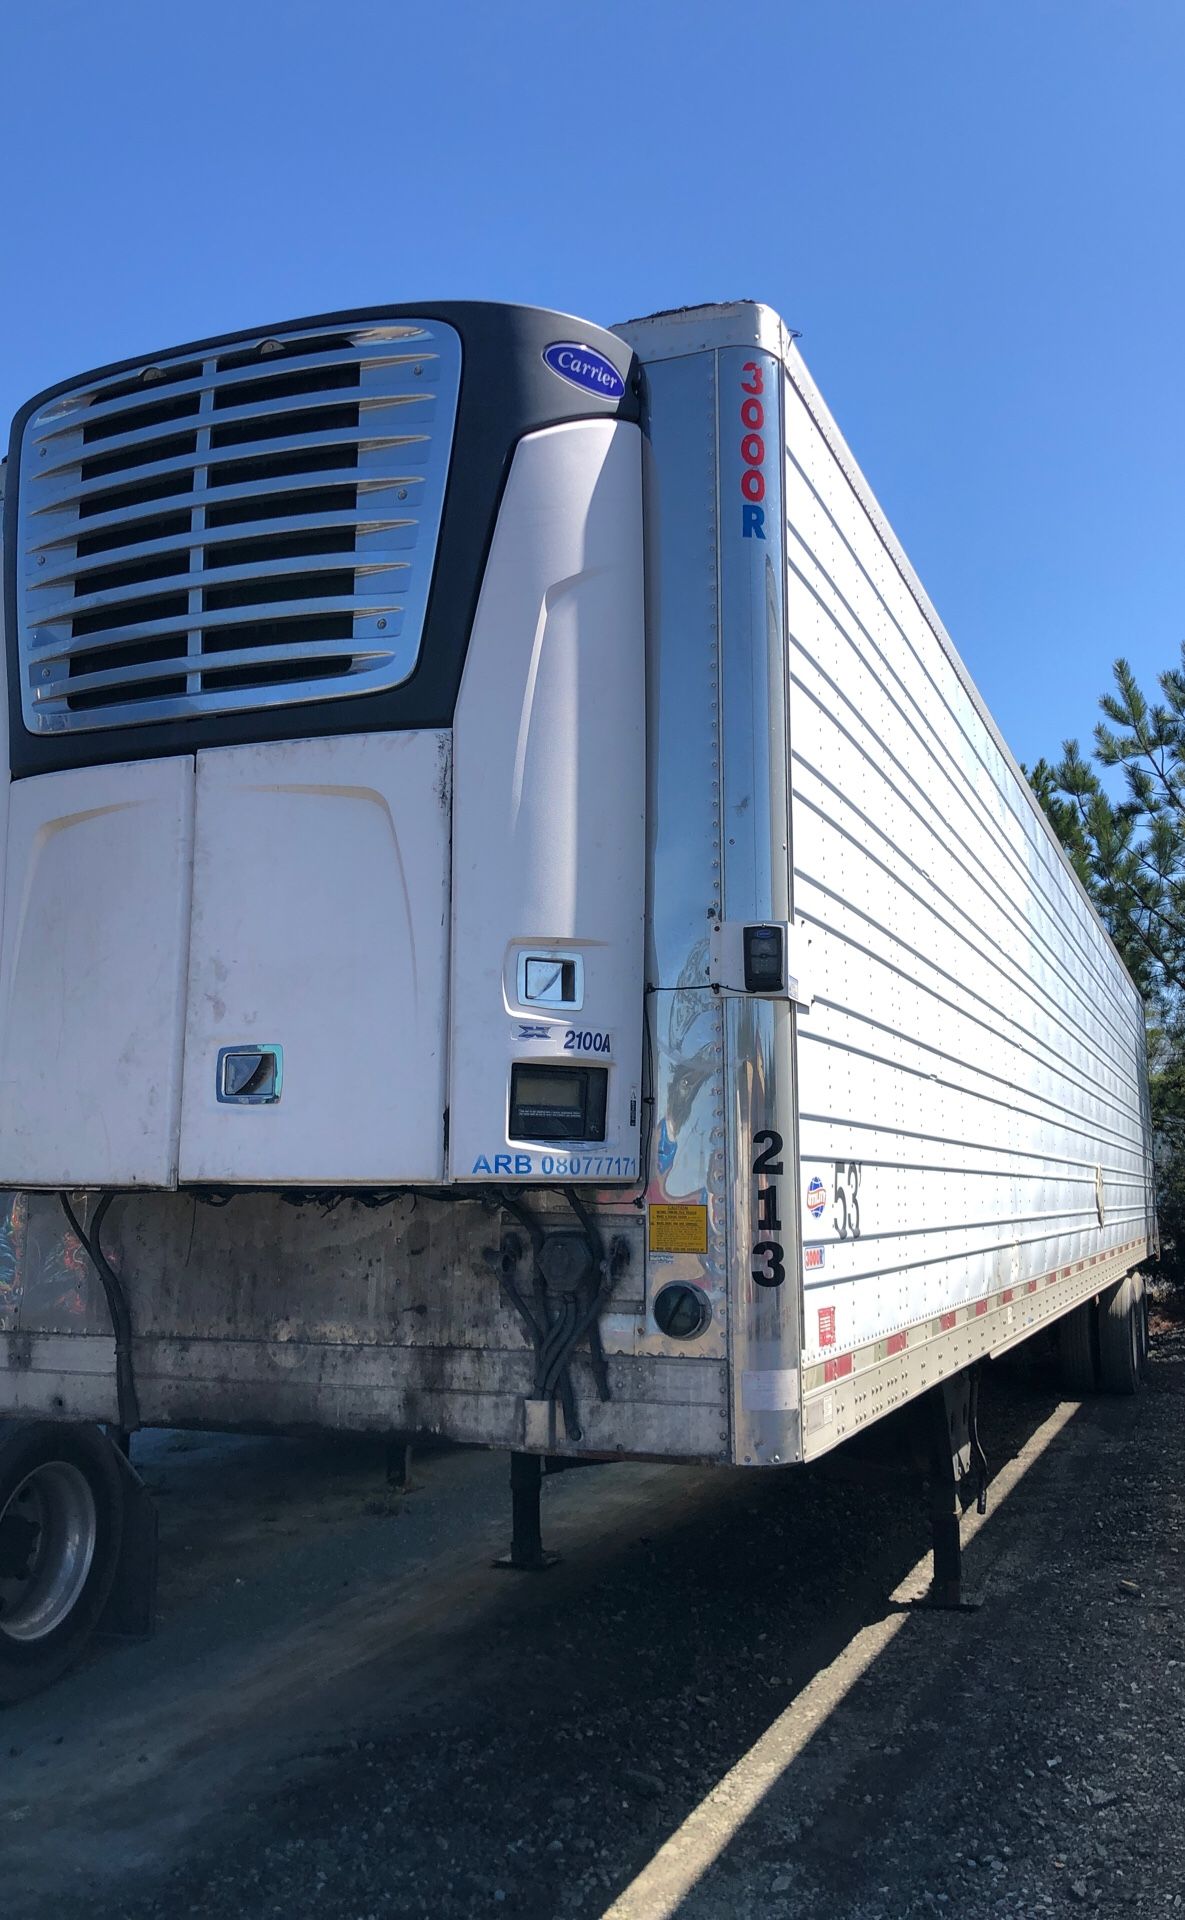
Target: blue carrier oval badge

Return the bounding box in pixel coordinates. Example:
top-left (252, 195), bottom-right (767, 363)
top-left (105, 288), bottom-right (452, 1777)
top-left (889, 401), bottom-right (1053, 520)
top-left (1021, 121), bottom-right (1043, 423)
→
top-left (542, 341), bottom-right (626, 401)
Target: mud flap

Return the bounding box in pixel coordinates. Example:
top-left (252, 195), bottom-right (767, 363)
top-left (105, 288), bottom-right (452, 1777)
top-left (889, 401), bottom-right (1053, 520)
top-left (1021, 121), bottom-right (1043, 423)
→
top-left (96, 1443), bottom-right (158, 1643)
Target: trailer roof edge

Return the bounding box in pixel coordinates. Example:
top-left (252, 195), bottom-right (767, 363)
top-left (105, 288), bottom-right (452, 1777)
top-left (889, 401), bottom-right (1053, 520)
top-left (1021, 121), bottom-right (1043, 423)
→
top-left (614, 300), bottom-right (787, 360)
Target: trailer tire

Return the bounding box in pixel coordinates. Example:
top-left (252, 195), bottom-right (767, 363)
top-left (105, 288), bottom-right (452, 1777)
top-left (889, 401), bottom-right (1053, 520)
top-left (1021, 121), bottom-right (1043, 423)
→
top-left (0, 1422), bottom-right (125, 1706)
top-left (1056, 1301), bottom-right (1097, 1395)
top-left (1098, 1276), bottom-right (1143, 1397)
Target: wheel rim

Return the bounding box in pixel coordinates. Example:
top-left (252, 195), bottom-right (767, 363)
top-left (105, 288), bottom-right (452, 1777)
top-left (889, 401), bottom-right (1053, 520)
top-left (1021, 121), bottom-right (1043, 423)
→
top-left (0, 1461), bottom-right (98, 1643)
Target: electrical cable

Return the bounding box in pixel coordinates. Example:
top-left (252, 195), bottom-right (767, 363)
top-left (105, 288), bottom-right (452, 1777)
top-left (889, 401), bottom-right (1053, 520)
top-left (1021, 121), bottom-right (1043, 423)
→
top-left (188, 1179), bottom-right (630, 1437)
top-left (491, 1186), bottom-right (627, 1438)
top-left (565, 1188), bottom-right (615, 1403)
top-left (617, 990), bottom-right (658, 1211)
top-left (60, 1192), bottom-right (141, 1434)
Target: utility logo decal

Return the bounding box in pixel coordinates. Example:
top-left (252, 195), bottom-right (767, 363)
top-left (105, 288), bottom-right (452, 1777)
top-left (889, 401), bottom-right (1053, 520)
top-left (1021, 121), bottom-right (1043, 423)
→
top-left (806, 1175), bottom-right (827, 1218)
top-left (542, 342), bottom-right (626, 401)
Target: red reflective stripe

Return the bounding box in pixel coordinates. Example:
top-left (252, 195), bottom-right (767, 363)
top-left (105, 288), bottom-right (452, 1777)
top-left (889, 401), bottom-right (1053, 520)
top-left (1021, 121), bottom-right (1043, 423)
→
top-left (1001, 1288), bottom-right (1014, 1304)
top-left (823, 1353), bottom-right (853, 1383)
top-left (886, 1332), bottom-right (908, 1356)
top-left (939, 1311), bottom-right (957, 1331)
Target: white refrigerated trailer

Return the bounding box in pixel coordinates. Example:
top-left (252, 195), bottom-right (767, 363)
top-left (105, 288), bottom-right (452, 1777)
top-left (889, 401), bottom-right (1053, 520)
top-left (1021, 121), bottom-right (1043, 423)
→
top-left (0, 300), bottom-right (1156, 1698)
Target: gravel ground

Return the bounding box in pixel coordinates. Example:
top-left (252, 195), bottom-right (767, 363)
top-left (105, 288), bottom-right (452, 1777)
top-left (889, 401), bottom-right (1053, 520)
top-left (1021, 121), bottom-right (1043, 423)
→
top-left (3, 1310), bottom-right (1183, 1920)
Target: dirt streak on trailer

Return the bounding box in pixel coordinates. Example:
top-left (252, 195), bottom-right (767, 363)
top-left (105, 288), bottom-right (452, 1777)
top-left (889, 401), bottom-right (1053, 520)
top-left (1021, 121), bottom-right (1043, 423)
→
top-left (0, 300), bottom-right (1156, 1700)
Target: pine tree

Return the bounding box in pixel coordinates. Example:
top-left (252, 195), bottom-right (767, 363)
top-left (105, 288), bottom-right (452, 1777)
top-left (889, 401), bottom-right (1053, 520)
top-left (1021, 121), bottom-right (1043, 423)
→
top-left (1028, 646), bottom-right (1185, 1278)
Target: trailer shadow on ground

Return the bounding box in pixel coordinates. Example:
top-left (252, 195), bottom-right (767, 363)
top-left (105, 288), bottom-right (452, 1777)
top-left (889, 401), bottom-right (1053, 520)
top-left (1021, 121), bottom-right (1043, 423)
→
top-left (5, 1339), bottom-right (1177, 1920)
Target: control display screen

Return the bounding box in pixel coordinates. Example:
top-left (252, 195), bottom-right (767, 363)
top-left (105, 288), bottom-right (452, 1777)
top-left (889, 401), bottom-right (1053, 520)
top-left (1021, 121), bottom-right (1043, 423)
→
top-left (509, 1064), bottom-right (608, 1142)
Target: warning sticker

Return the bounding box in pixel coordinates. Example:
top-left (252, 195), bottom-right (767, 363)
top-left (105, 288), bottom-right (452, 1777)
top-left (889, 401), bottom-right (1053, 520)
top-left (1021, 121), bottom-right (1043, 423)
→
top-left (649, 1204), bottom-right (709, 1255)
top-left (817, 1305), bottom-right (837, 1347)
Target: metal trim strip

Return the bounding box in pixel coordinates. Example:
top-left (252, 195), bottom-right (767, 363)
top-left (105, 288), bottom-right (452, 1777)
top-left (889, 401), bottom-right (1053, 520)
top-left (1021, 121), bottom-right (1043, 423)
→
top-left (799, 1238), bottom-right (1151, 1458)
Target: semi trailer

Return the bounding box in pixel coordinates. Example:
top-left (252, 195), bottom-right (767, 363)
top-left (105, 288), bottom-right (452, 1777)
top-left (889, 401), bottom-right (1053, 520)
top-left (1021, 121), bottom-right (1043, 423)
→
top-left (0, 299), bottom-right (1156, 1700)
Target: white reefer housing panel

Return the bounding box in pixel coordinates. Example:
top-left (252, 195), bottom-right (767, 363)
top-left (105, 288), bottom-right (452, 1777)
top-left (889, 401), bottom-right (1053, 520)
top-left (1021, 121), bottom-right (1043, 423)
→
top-left (0, 756), bottom-right (194, 1187)
top-left (180, 732), bottom-right (451, 1185)
top-left (0, 734), bottom-right (451, 1189)
top-left (448, 419), bottom-right (645, 1182)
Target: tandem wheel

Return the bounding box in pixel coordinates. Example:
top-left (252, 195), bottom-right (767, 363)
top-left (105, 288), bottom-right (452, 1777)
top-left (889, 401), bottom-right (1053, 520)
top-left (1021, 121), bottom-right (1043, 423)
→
top-left (0, 1420), bottom-right (151, 1706)
top-left (1056, 1272), bottom-right (1149, 1398)
top-left (1098, 1273), bottom-right (1148, 1395)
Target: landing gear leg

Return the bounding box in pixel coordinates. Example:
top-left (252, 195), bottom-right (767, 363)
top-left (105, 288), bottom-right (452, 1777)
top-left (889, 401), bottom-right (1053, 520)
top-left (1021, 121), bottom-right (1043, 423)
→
top-left (385, 1439), bottom-right (414, 1492)
top-left (919, 1370), bottom-right (984, 1611)
top-left (494, 1451), bottom-right (559, 1571)
top-left (928, 1449), bottom-right (963, 1608)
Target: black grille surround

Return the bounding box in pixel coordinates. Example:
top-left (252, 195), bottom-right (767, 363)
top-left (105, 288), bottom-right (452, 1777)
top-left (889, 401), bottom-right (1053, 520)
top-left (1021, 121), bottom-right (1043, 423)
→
top-left (4, 303), bottom-right (640, 778)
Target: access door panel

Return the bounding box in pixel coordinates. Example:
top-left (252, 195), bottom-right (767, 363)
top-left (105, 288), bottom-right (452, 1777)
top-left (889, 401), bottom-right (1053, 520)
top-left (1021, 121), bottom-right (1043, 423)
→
top-left (179, 732), bottom-right (450, 1185)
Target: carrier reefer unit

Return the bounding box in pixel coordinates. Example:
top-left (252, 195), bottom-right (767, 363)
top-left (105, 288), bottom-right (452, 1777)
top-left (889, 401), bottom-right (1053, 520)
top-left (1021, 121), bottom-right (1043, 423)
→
top-left (0, 300), bottom-right (1156, 1696)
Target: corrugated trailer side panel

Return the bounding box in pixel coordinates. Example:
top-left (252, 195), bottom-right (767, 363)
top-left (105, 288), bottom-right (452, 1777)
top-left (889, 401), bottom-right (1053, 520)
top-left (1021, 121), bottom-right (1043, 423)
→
top-left (781, 351), bottom-right (1156, 1454)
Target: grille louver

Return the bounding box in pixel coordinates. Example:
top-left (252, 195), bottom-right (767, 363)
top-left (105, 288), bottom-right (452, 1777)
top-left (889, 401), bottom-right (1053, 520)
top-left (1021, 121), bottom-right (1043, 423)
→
top-left (16, 319), bottom-right (461, 732)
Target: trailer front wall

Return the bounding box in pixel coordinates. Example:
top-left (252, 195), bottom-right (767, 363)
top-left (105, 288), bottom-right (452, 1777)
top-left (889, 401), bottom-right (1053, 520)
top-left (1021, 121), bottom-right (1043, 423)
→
top-left (0, 1189), bottom-right (729, 1459)
top-left (782, 353), bottom-right (1156, 1452)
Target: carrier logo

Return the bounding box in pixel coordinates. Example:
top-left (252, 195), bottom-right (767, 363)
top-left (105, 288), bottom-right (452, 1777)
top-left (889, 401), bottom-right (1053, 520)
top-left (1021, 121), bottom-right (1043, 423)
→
top-left (542, 342), bottom-right (626, 401)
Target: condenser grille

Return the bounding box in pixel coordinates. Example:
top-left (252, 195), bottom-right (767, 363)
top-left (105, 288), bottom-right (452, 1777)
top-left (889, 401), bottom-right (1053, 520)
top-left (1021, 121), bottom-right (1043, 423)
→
top-left (15, 319), bottom-right (462, 732)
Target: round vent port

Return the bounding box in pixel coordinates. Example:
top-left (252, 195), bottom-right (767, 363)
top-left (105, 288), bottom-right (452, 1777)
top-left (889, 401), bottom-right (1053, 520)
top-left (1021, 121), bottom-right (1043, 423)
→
top-left (653, 1283), bottom-right (712, 1340)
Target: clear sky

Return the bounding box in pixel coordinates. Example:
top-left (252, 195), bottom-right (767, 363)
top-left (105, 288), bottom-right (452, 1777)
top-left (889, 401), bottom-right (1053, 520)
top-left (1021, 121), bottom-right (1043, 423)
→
top-left (2, 0), bottom-right (1182, 773)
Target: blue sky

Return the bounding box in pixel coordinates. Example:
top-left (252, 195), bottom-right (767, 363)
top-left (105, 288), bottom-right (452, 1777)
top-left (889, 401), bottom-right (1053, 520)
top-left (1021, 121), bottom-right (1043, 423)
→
top-left (3, 1), bottom-right (1182, 773)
